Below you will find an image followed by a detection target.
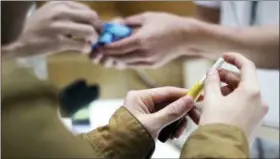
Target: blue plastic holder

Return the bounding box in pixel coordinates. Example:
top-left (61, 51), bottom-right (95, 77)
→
top-left (92, 23), bottom-right (132, 50)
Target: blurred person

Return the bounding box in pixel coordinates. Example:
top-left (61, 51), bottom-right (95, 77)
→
top-left (1, 1), bottom-right (268, 159)
top-left (96, 1), bottom-right (279, 69)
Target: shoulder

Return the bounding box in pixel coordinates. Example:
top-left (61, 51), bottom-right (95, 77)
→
top-left (2, 60), bottom-right (57, 106)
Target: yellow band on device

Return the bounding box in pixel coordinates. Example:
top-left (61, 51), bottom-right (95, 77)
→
top-left (186, 82), bottom-right (204, 101)
top-left (186, 57), bottom-right (225, 101)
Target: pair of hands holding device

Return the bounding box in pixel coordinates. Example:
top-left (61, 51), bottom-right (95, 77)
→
top-left (123, 53), bottom-right (268, 142)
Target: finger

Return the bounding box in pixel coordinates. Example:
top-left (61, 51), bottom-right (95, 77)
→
top-left (123, 14), bottom-right (145, 27)
top-left (223, 52), bottom-right (258, 88)
top-left (101, 35), bottom-right (141, 55)
top-left (63, 1), bottom-right (92, 10)
top-left (89, 50), bottom-right (103, 64)
top-left (188, 109), bottom-right (200, 124)
top-left (113, 61), bottom-right (128, 70)
top-left (104, 58), bottom-right (114, 68)
top-left (60, 38), bottom-right (92, 54)
top-left (125, 62), bottom-right (155, 69)
top-left (220, 85), bottom-right (232, 96)
top-left (110, 17), bottom-right (125, 24)
top-left (108, 51), bottom-right (148, 64)
top-left (140, 87), bottom-right (188, 104)
top-left (54, 22), bottom-right (98, 42)
top-left (173, 117), bottom-right (187, 138)
top-left (96, 55), bottom-right (128, 70)
top-left (204, 68), bottom-right (222, 99)
top-left (126, 59), bottom-right (169, 69)
top-left (197, 85), bottom-right (233, 98)
top-left (154, 96), bottom-right (194, 127)
top-left (99, 55), bottom-right (113, 68)
top-left (57, 9), bottom-right (98, 26)
top-left (218, 68), bottom-right (240, 88)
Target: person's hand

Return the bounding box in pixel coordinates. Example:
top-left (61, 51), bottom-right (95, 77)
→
top-left (200, 52), bottom-right (269, 141)
top-left (4, 1), bottom-right (99, 58)
top-left (123, 87), bottom-right (199, 139)
top-left (92, 12), bottom-right (198, 69)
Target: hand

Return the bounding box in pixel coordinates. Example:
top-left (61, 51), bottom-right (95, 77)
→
top-left (123, 87), bottom-right (198, 139)
top-left (93, 12), bottom-right (198, 69)
top-left (3, 1), bottom-right (99, 58)
top-left (200, 52), bottom-right (269, 141)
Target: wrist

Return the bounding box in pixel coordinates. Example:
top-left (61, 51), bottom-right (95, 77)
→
top-left (1, 39), bottom-right (27, 58)
top-left (178, 18), bottom-right (233, 59)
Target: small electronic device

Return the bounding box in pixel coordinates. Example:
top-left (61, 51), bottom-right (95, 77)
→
top-left (158, 58), bottom-right (225, 142)
top-left (92, 23), bottom-right (132, 50)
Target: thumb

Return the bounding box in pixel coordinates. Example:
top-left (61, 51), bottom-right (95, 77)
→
top-left (154, 96), bottom-right (194, 127)
top-left (123, 14), bottom-right (144, 27)
top-left (204, 68), bottom-right (221, 97)
top-left (110, 17), bottom-right (125, 24)
top-left (61, 38), bottom-right (92, 54)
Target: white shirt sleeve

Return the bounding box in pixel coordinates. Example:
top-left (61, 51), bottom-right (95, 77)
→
top-left (194, 0), bottom-right (221, 8)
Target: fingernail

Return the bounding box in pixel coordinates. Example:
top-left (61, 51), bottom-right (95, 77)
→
top-left (207, 68), bottom-right (217, 76)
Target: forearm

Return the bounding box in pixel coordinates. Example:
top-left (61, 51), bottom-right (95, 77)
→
top-left (183, 19), bottom-right (279, 69)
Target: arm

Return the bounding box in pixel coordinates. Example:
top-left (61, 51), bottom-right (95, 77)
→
top-left (2, 60), bottom-right (155, 159)
top-left (78, 107), bottom-right (155, 159)
top-left (101, 6), bottom-right (278, 69)
top-left (183, 20), bottom-right (279, 69)
top-left (2, 61), bottom-right (98, 158)
top-left (180, 124), bottom-right (249, 158)
top-left (184, 2), bottom-right (279, 69)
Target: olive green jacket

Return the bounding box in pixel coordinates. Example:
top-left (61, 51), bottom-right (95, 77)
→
top-left (2, 61), bottom-right (249, 158)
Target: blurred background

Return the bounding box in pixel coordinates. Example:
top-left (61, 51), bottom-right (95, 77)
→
top-left (20, 1), bottom-right (279, 158)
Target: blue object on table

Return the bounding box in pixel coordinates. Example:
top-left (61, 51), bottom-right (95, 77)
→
top-left (92, 23), bottom-right (132, 50)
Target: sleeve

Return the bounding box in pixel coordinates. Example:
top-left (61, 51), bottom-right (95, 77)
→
top-left (78, 107), bottom-right (155, 159)
top-left (194, 0), bottom-right (221, 9)
top-left (180, 124), bottom-right (250, 158)
top-left (1, 61), bottom-right (98, 158)
top-left (2, 61), bottom-right (155, 159)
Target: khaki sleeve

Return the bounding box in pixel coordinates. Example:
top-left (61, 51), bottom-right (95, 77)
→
top-left (180, 124), bottom-right (249, 158)
top-left (78, 107), bottom-right (155, 159)
top-left (2, 61), bottom-right (155, 159)
top-left (2, 61), bottom-right (98, 158)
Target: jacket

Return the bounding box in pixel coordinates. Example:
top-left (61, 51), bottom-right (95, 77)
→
top-left (1, 60), bottom-right (249, 158)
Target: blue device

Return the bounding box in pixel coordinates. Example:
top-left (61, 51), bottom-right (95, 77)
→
top-left (92, 23), bottom-right (132, 50)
